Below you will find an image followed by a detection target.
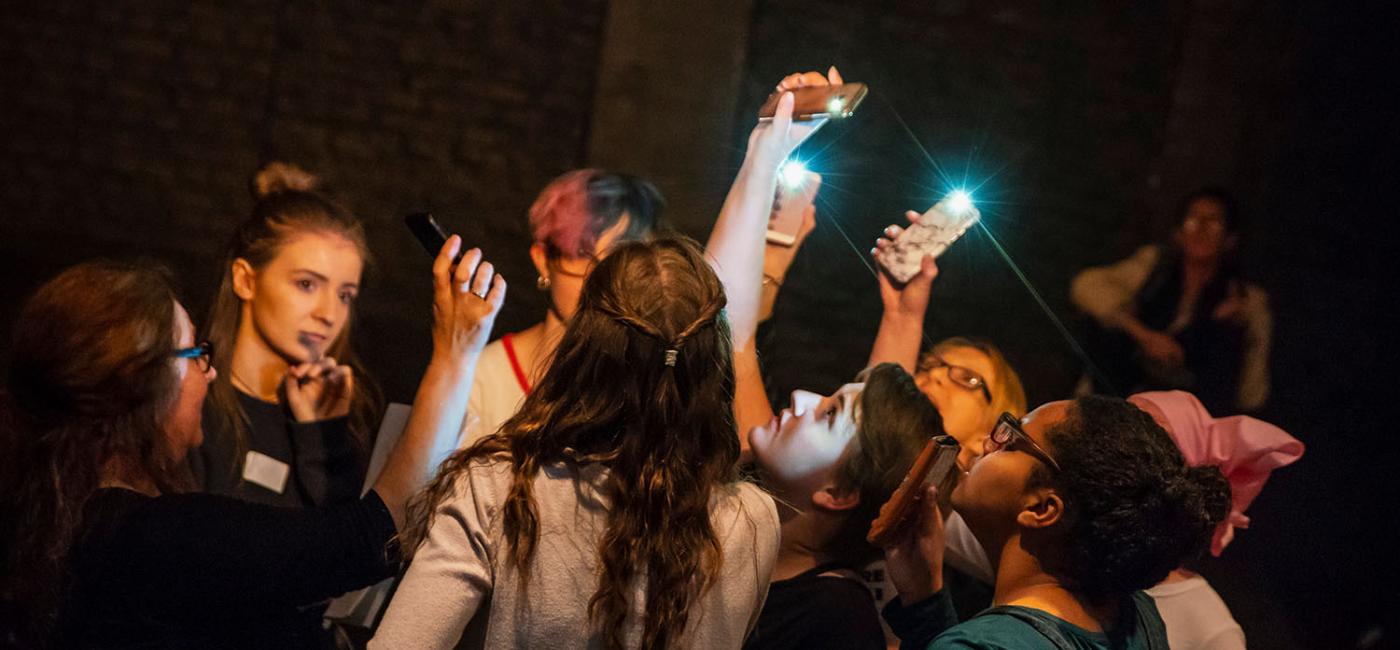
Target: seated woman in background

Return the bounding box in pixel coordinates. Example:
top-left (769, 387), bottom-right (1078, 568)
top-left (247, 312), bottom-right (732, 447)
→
top-left (1071, 187), bottom-right (1271, 414)
top-left (0, 237), bottom-right (504, 648)
top-left (373, 238), bottom-right (780, 649)
top-left (194, 161), bottom-right (382, 509)
top-left (1130, 390), bottom-right (1304, 650)
top-left (460, 169), bottom-right (664, 445)
top-left (879, 396), bottom-right (1232, 649)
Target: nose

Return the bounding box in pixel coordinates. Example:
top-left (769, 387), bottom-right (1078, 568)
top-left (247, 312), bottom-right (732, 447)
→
top-left (789, 389), bottom-right (823, 417)
top-left (311, 289), bottom-right (338, 326)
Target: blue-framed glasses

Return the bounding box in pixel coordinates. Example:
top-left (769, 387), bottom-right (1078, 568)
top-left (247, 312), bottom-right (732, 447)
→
top-left (172, 341), bottom-right (214, 372)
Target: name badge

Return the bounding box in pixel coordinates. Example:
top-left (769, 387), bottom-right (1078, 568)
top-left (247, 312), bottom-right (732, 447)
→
top-left (243, 450), bottom-right (290, 494)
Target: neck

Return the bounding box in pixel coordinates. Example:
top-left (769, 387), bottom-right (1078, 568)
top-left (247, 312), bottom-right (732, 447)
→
top-left (990, 533), bottom-right (1114, 632)
top-left (1182, 255), bottom-right (1219, 285)
top-left (516, 316), bottom-right (568, 383)
top-left (232, 311), bottom-right (289, 402)
top-left (99, 456), bottom-right (160, 496)
top-left (772, 506), bottom-right (845, 581)
top-left (1162, 567), bottom-right (1196, 584)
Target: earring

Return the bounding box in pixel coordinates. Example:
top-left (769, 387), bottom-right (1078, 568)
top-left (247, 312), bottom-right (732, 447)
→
top-left (536, 275), bottom-right (551, 290)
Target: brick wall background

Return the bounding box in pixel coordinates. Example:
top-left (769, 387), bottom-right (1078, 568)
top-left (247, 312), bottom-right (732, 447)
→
top-left (1, 1), bottom-right (1396, 647)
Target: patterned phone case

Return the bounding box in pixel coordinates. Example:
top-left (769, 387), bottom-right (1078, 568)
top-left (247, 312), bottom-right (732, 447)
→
top-left (878, 200), bottom-right (981, 283)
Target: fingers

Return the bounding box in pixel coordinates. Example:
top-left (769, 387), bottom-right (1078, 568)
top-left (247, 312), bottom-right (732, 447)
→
top-left (432, 235), bottom-right (462, 301)
top-left (453, 246), bottom-right (483, 292)
top-left (917, 255), bottom-right (939, 280)
top-left (770, 91), bottom-right (794, 133)
top-left (905, 209), bottom-right (922, 224)
top-left (778, 70), bottom-right (839, 91)
top-left (484, 272), bottom-right (507, 309)
top-left (470, 260), bottom-right (495, 298)
top-left (828, 66), bottom-right (844, 85)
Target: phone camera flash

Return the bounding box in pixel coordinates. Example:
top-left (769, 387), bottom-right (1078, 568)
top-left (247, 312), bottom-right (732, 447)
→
top-left (827, 97), bottom-right (844, 114)
top-left (780, 161), bottom-right (808, 188)
top-left (946, 190), bottom-right (974, 215)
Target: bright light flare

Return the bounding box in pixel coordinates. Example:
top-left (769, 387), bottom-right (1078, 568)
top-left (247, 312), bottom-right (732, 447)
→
top-left (946, 189), bottom-right (974, 215)
top-left (780, 160), bottom-right (808, 188)
top-left (826, 97), bottom-right (844, 114)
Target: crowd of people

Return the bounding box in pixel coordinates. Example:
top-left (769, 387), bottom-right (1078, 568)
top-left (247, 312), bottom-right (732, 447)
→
top-left (0, 68), bottom-right (1302, 649)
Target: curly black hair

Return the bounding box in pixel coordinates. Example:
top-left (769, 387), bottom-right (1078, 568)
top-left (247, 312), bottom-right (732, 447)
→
top-left (1036, 395), bottom-right (1232, 604)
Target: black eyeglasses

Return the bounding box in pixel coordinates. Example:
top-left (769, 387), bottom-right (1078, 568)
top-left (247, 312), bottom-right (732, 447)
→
top-left (173, 341), bottom-right (214, 373)
top-left (986, 412), bottom-right (1061, 472)
top-left (922, 354), bottom-right (992, 402)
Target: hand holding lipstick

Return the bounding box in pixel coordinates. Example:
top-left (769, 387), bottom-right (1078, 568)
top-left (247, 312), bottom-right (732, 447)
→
top-left (284, 336), bottom-right (355, 423)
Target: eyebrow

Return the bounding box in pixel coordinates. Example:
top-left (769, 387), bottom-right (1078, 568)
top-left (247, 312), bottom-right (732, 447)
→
top-left (293, 269), bottom-right (359, 290)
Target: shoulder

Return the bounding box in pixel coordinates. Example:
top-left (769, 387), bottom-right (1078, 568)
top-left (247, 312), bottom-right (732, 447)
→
top-left (931, 614), bottom-right (1046, 649)
top-left (719, 481), bottom-right (780, 531)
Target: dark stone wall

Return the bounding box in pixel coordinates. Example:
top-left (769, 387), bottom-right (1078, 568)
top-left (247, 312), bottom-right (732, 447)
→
top-left (0, 0), bottom-right (608, 398)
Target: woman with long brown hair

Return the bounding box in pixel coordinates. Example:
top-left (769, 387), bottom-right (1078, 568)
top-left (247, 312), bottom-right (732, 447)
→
top-left (0, 236), bottom-right (504, 648)
top-left (372, 237), bottom-right (781, 649)
top-left (193, 162), bottom-right (383, 508)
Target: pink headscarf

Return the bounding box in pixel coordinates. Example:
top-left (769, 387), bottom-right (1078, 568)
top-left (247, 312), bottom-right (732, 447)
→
top-left (1128, 391), bottom-right (1304, 556)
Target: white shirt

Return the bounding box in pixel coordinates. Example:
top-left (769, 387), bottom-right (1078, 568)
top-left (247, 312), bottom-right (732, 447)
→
top-left (372, 459), bottom-right (781, 649)
top-left (1146, 574), bottom-right (1247, 650)
top-left (458, 335), bottom-right (530, 447)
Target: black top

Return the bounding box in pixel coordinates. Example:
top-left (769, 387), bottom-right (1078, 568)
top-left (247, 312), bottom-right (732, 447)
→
top-left (62, 488), bottom-right (399, 649)
top-left (190, 391), bottom-right (366, 508)
top-left (744, 562), bottom-right (885, 650)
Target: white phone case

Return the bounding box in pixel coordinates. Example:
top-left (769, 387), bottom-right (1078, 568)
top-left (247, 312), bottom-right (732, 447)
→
top-left (878, 199), bottom-right (981, 283)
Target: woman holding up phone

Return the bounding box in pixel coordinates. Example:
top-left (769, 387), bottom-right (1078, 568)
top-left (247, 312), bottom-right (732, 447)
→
top-left (192, 162), bottom-right (382, 510)
top-left (459, 170), bottom-right (664, 445)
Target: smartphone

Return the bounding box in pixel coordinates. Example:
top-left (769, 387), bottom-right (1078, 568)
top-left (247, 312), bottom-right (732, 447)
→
top-left (876, 197), bottom-right (981, 283)
top-left (866, 435), bottom-right (961, 546)
top-left (766, 172), bottom-right (822, 246)
top-left (406, 212), bottom-right (468, 266)
top-left (757, 82), bottom-right (869, 122)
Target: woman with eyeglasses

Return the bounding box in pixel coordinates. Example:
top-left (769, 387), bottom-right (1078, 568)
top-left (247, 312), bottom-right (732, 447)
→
top-left (457, 169), bottom-right (664, 446)
top-left (194, 162), bottom-right (383, 514)
top-left (1071, 187), bottom-right (1271, 414)
top-left (0, 239), bottom-right (505, 648)
top-left (877, 396), bottom-right (1232, 649)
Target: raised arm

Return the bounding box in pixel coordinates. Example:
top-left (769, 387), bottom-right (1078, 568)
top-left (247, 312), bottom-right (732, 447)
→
top-left (867, 213), bottom-right (939, 374)
top-left (372, 236), bottom-right (505, 530)
top-left (706, 68), bottom-right (841, 455)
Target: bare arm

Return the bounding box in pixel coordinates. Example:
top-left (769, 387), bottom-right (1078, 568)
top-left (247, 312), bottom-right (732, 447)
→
top-left (372, 237), bottom-right (506, 531)
top-left (867, 214), bottom-right (939, 373)
top-left (706, 68), bottom-right (841, 455)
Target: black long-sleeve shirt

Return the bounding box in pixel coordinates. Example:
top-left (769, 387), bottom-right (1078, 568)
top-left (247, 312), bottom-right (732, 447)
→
top-left (190, 392), bottom-right (366, 508)
top-left (63, 488), bottom-right (399, 649)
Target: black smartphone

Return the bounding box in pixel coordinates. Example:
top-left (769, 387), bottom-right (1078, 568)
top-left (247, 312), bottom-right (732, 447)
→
top-left (405, 212), bottom-right (469, 267)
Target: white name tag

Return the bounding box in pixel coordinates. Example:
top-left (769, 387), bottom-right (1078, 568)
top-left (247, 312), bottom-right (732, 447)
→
top-left (243, 450), bottom-right (290, 494)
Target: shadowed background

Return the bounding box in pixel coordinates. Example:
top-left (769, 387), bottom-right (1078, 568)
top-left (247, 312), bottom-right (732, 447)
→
top-left (1, 2), bottom-right (1395, 647)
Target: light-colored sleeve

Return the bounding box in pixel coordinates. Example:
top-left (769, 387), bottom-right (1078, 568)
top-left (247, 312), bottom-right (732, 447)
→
top-left (743, 487), bottom-right (782, 637)
top-left (942, 512), bottom-right (994, 585)
top-left (370, 470), bottom-right (497, 649)
top-left (1070, 246), bottom-right (1160, 323)
top-left (1196, 624), bottom-right (1248, 650)
top-left (1235, 285), bottom-right (1272, 411)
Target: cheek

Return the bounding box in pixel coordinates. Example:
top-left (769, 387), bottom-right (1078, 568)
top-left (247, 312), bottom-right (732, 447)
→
top-left (940, 396), bottom-right (989, 442)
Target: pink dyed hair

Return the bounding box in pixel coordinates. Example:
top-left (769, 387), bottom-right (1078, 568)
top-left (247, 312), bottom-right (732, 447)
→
top-left (528, 169), bottom-right (662, 257)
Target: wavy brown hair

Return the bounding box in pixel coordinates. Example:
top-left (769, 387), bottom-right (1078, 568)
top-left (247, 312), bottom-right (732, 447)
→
top-left (204, 162), bottom-right (381, 477)
top-left (403, 237), bottom-right (741, 650)
top-left (0, 261), bottom-right (184, 648)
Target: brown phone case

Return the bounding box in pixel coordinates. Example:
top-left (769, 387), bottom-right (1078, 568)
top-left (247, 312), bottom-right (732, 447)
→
top-left (867, 435), bottom-right (960, 546)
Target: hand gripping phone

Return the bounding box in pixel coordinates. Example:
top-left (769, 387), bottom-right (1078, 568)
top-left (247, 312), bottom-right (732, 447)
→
top-left (877, 194), bottom-right (981, 283)
top-left (867, 435), bottom-right (961, 547)
top-left (757, 82), bottom-right (869, 122)
top-left (766, 171), bottom-right (822, 246)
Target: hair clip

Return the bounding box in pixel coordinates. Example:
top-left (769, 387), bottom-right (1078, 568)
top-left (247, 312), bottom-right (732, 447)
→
top-left (664, 349), bottom-right (678, 367)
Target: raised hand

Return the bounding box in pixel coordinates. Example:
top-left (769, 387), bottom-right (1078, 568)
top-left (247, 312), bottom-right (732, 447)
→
top-left (431, 235), bottom-right (507, 366)
top-left (880, 485), bottom-right (946, 604)
top-left (284, 357), bottom-right (354, 422)
top-left (873, 210), bottom-right (940, 320)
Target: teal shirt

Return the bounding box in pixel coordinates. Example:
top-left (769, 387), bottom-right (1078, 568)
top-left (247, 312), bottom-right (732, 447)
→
top-left (883, 589), bottom-right (1169, 649)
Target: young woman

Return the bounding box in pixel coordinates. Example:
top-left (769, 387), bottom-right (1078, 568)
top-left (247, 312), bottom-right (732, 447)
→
top-left (461, 169), bottom-right (663, 445)
top-left (193, 162), bottom-right (382, 508)
top-left (879, 396), bottom-right (1232, 649)
top-left (1072, 187), bottom-right (1272, 413)
top-left (706, 68), bottom-right (952, 650)
top-left (0, 237), bottom-right (504, 648)
top-left (1130, 390), bottom-right (1303, 650)
top-left (373, 238), bottom-right (780, 649)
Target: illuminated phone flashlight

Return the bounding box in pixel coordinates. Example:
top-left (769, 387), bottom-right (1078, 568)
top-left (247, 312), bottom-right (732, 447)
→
top-left (945, 190), bottom-right (974, 215)
top-left (780, 160), bottom-right (808, 189)
top-left (826, 96), bottom-right (844, 114)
